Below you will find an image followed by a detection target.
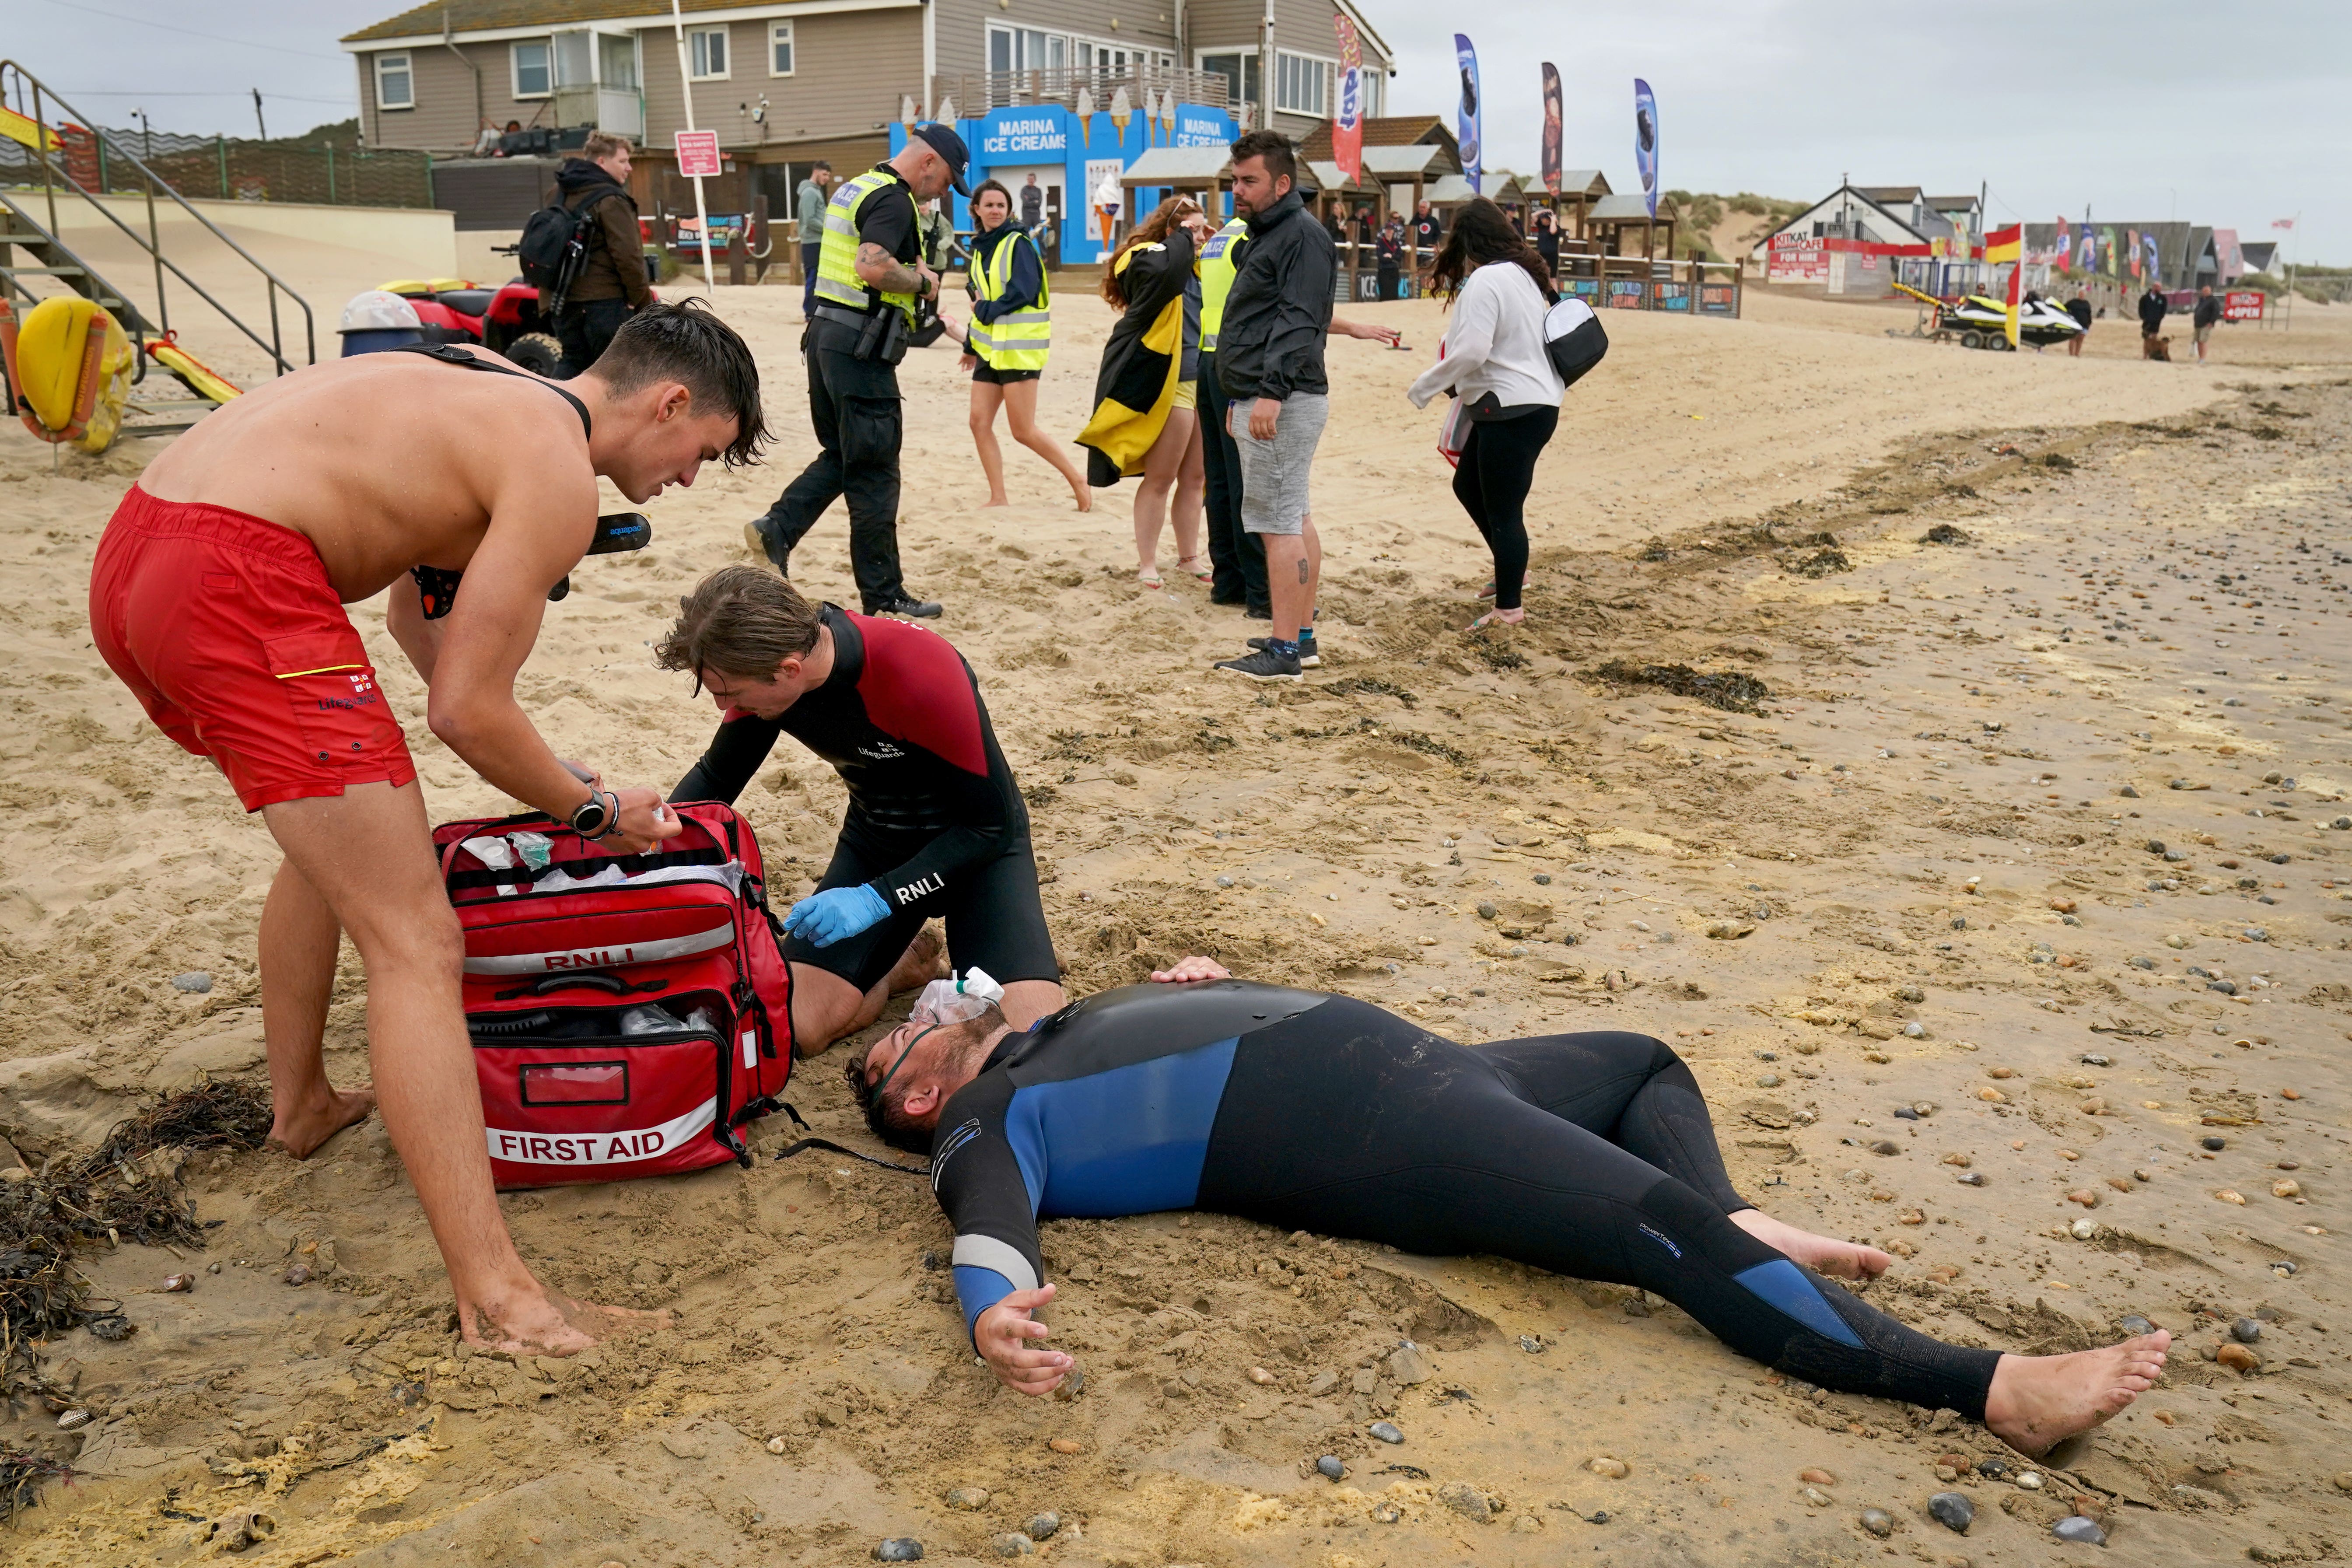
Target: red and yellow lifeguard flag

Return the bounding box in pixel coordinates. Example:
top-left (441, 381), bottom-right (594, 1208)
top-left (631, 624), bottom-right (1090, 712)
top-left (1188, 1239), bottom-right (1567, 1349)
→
top-left (1984, 222), bottom-right (2023, 348)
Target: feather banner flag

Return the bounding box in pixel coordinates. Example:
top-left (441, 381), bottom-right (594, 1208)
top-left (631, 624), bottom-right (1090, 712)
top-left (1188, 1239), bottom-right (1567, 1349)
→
top-left (1454, 35), bottom-right (1482, 195)
top-left (1333, 15), bottom-right (1364, 187)
top-left (1634, 78), bottom-right (1659, 220)
top-left (1540, 64), bottom-right (1563, 196)
top-left (1984, 223), bottom-right (2023, 348)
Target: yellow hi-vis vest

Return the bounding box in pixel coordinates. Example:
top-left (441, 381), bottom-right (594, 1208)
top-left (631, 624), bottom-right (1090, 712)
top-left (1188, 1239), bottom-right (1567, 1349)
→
top-left (815, 167), bottom-right (919, 325)
top-left (1196, 217), bottom-right (1249, 353)
top-left (964, 230), bottom-right (1050, 371)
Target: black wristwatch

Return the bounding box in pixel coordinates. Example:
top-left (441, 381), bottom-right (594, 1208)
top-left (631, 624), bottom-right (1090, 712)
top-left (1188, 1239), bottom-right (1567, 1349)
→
top-left (569, 789), bottom-right (620, 839)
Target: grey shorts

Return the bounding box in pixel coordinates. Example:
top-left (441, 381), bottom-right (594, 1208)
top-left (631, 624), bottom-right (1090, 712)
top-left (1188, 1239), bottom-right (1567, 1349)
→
top-left (2194, 323), bottom-right (2214, 344)
top-left (1229, 391), bottom-right (1329, 536)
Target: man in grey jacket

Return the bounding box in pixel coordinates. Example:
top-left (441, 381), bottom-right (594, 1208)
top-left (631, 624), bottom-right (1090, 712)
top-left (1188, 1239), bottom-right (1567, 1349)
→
top-left (1211, 130), bottom-right (1334, 683)
top-left (796, 161), bottom-right (833, 318)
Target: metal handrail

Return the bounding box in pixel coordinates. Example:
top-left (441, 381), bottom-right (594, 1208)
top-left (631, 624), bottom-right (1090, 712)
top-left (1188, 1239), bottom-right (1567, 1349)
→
top-left (0, 60), bottom-right (314, 371)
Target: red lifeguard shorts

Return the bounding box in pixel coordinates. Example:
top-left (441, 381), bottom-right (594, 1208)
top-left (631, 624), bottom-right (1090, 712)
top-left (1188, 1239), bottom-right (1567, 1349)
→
top-left (89, 486), bottom-right (415, 812)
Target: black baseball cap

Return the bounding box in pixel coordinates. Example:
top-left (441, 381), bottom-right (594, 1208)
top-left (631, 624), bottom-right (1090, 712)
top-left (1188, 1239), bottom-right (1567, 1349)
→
top-left (908, 122), bottom-right (972, 196)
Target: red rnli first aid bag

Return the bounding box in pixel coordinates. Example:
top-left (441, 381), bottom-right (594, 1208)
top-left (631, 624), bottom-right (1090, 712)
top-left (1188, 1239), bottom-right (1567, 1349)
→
top-left (433, 802), bottom-right (794, 1187)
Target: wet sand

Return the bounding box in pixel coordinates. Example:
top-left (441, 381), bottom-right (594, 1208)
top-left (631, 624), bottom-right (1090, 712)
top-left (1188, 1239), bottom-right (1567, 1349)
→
top-left (1, 268), bottom-right (2348, 1565)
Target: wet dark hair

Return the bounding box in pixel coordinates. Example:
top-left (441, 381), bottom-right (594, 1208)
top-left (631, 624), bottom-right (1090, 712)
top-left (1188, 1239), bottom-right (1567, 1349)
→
top-left (841, 1055), bottom-right (932, 1154)
top-left (587, 297), bottom-right (770, 469)
top-left (840, 1007), bottom-right (1003, 1155)
top-left (1228, 129), bottom-right (1296, 191)
top-left (1426, 196), bottom-right (1555, 306)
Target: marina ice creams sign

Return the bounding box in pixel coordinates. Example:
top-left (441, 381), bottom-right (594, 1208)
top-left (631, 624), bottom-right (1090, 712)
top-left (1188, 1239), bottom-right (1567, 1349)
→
top-left (979, 114), bottom-right (1066, 157)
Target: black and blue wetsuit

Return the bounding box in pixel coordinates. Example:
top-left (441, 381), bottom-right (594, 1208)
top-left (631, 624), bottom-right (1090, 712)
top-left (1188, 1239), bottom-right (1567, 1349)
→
top-left (932, 980), bottom-right (2003, 1419)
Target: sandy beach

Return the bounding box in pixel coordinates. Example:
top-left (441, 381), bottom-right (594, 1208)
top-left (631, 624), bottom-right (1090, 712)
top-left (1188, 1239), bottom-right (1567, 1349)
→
top-left (2, 248), bottom-right (2348, 1566)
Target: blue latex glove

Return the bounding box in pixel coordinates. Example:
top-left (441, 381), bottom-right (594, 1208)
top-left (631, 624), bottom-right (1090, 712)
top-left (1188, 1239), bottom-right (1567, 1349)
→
top-left (783, 884), bottom-right (890, 948)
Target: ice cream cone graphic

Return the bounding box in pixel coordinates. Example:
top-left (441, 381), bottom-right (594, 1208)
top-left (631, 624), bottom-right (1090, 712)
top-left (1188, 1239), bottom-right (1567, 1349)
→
top-left (1076, 87), bottom-right (1095, 147)
top-left (1110, 87), bottom-right (1131, 145)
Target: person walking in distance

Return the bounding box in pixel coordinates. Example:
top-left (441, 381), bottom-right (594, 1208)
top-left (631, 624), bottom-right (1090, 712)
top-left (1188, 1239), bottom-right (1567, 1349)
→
top-left (1078, 196), bottom-right (1213, 587)
top-left (2064, 290), bottom-right (2092, 357)
top-left (553, 133), bottom-right (651, 372)
top-left (2138, 277), bottom-right (2170, 360)
top-left (1211, 131), bottom-right (1334, 682)
top-left (1019, 173), bottom-right (1044, 231)
top-left (941, 179), bottom-right (1090, 511)
top-left (748, 126), bottom-right (970, 620)
top-left (1408, 197), bottom-right (1566, 630)
top-left (795, 161), bottom-right (833, 319)
top-left (2192, 283), bottom-right (2222, 364)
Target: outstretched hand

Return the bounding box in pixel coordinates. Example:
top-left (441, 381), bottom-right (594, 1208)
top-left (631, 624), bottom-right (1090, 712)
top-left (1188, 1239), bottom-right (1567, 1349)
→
top-left (1150, 956), bottom-right (1231, 984)
top-left (975, 1284), bottom-right (1070, 1395)
top-left (783, 885), bottom-right (890, 947)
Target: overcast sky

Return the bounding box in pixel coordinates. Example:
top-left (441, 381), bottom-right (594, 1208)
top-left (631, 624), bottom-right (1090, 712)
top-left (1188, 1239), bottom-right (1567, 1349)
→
top-left (1380, 0), bottom-right (2347, 264)
top-left (14, 0), bottom-right (2345, 262)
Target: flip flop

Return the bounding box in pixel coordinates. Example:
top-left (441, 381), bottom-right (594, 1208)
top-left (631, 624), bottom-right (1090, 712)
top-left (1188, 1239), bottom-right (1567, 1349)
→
top-left (1137, 569), bottom-right (1164, 589)
top-left (1468, 609), bottom-right (1525, 631)
top-left (1176, 554), bottom-right (1213, 581)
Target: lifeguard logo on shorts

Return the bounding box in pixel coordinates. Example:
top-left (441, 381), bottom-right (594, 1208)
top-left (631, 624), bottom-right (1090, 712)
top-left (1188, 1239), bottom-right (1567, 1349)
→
top-left (487, 1096), bottom-right (716, 1165)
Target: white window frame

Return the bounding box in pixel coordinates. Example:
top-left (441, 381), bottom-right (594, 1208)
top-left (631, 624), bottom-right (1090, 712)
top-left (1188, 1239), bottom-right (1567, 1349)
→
top-left (769, 20), bottom-right (795, 77)
top-left (511, 39), bottom-right (552, 99)
top-left (688, 25), bottom-right (731, 82)
top-left (1274, 49), bottom-right (1335, 119)
top-left (374, 50), bottom-right (414, 112)
top-left (1196, 46), bottom-right (1261, 106)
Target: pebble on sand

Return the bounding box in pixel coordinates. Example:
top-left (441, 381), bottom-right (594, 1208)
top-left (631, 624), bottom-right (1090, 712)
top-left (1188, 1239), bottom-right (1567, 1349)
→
top-left (2216, 1190), bottom-right (2247, 1205)
top-left (1246, 1365), bottom-right (1276, 1385)
top-left (1317, 1455), bottom-right (1346, 1480)
top-left (2275, 1179), bottom-right (2303, 1198)
top-left (170, 971), bottom-right (213, 993)
top-left (2217, 1343), bottom-right (2259, 1372)
top-left (874, 1540), bottom-right (925, 1562)
top-left (1957, 1172), bottom-right (1986, 1186)
top-left (2052, 1516), bottom-right (2107, 1545)
top-left (1048, 1438), bottom-right (1082, 1454)
top-left (945, 1487), bottom-right (991, 1510)
top-left (2233, 1319), bottom-right (2264, 1343)
top-left (1859, 1507), bottom-right (1894, 1538)
top-left (1800, 1487), bottom-right (1833, 1508)
top-left (162, 1273), bottom-right (194, 1292)
top-left (1799, 1469), bottom-right (1838, 1486)
top-left (1026, 1513), bottom-right (1061, 1540)
top-left (1928, 1491), bottom-right (1974, 1533)
top-left (1587, 1457), bottom-right (1630, 1479)
top-left (2119, 1315), bottom-right (2156, 1335)
top-left (282, 1264), bottom-right (312, 1287)
top-left (1368, 1421), bottom-right (1404, 1444)
top-left (990, 1532), bottom-right (1036, 1556)
top-left (766, 1437), bottom-right (788, 1454)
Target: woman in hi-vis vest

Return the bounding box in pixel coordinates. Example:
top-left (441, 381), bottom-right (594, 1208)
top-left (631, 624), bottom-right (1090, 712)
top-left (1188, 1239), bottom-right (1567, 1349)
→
top-left (939, 180), bottom-right (1090, 512)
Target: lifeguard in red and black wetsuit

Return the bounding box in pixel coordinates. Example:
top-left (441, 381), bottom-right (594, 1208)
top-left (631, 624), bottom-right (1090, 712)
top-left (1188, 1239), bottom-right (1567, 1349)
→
top-left (658, 567), bottom-right (1063, 1052)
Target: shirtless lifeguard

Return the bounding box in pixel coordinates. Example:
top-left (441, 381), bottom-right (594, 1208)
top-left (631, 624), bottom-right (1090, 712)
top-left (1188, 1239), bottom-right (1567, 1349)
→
top-left (87, 301), bottom-right (767, 1354)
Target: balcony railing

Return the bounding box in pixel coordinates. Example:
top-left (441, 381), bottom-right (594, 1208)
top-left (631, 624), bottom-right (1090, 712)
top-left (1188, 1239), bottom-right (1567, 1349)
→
top-left (928, 67), bottom-right (1232, 118)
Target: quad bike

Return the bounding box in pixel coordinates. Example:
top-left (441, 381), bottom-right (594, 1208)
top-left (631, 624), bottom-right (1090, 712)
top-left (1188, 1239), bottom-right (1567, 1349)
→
top-left (380, 259), bottom-right (567, 377)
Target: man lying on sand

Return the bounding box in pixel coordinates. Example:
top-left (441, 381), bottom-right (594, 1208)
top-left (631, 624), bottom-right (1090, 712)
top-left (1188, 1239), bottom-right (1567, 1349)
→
top-left (88, 302), bottom-right (764, 1354)
top-left (848, 958), bottom-right (2170, 1456)
top-left (658, 567), bottom-right (1064, 1051)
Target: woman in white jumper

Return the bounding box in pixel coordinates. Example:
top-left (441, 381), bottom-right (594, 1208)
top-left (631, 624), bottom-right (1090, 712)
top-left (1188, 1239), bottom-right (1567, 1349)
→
top-left (1407, 198), bottom-right (1566, 628)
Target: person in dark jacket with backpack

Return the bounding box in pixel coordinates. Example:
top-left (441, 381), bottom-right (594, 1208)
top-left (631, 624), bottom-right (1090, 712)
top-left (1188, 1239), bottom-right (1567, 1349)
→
top-left (554, 133), bottom-right (651, 373)
top-left (2137, 280), bottom-right (2170, 360)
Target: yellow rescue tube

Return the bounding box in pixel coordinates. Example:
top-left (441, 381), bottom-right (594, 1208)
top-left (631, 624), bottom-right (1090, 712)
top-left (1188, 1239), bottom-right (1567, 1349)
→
top-left (147, 333), bottom-right (242, 405)
top-left (4, 296), bottom-right (134, 452)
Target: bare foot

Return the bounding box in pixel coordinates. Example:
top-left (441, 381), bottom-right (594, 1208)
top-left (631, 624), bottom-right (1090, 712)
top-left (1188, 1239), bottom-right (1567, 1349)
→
top-left (1985, 1332), bottom-right (2170, 1456)
top-left (979, 498), bottom-right (1012, 511)
top-left (266, 1084), bottom-right (377, 1159)
top-left (883, 924), bottom-right (949, 995)
top-left (462, 1287), bottom-right (671, 1357)
top-left (1071, 483), bottom-right (1094, 514)
top-left (1731, 1209), bottom-right (1893, 1280)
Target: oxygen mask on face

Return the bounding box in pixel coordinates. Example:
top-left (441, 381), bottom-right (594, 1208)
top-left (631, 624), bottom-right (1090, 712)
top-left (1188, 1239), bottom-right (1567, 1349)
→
top-left (908, 966), bottom-right (1004, 1028)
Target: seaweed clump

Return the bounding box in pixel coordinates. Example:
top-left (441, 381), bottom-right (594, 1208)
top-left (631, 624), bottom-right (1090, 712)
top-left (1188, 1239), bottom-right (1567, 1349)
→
top-left (1592, 660), bottom-right (1772, 714)
top-left (1788, 547), bottom-right (1852, 578)
top-left (1920, 524), bottom-right (1974, 545)
top-left (0, 1077), bottom-right (270, 1516)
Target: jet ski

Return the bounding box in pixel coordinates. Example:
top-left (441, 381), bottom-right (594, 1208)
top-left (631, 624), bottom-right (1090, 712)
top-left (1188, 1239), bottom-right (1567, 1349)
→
top-left (1890, 280), bottom-right (2084, 350)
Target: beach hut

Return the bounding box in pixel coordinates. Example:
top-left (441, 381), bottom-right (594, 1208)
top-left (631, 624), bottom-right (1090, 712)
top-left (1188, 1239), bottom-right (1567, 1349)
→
top-left (1588, 191), bottom-right (1676, 270)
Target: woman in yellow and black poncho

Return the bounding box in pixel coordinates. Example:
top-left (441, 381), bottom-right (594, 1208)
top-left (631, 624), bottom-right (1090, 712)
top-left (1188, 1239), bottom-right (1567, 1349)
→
top-left (1077, 195), bottom-right (1214, 588)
